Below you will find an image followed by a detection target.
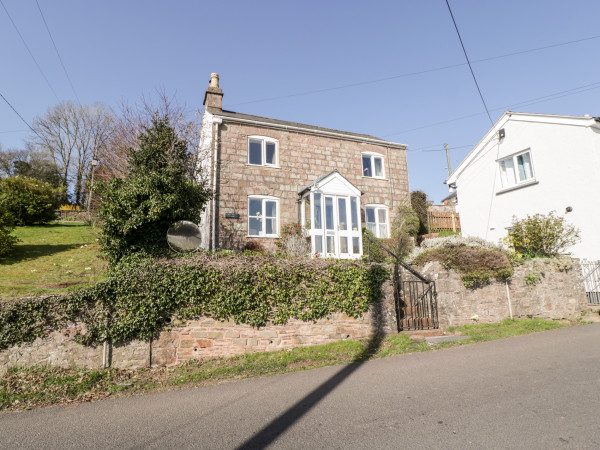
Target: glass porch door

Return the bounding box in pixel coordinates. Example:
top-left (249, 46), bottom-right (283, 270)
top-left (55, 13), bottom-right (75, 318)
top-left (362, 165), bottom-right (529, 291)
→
top-left (304, 192), bottom-right (362, 259)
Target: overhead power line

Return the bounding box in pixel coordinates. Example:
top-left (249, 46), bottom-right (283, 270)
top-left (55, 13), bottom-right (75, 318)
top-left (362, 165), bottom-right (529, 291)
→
top-left (0, 0), bottom-right (60, 103)
top-left (0, 91), bottom-right (37, 136)
top-left (445, 0), bottom-right (494, 125)
top-left (223, 34), bottom-right (600, 108)
top-left (35, 0), bottom-right (81, 104)
top-left (406, 144), bottom-right (473, 153)
top-left (383, 79), bottom-right (600, 137)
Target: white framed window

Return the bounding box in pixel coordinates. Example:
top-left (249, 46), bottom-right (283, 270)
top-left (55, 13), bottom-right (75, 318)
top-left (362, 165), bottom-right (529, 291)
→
top-left (362, 152), bottom-right (385, 178)
top-left (365, 205), bottom-right (389, 238)
top-left (248, 196), bottom-right (279, 237)
top-left (248, 136), bottom-right (278, 167)
top-left (498, 150), bottom-right (534, 188)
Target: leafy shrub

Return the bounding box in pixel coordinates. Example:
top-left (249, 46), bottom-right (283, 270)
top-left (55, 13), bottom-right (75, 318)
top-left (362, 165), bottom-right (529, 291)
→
top-left (392, 206), bottom-right (420, 238)
top-left (411, 236), bottom-right (512, 288)
top-left (93, 116), bottom-right (211, 264)
top-left (0, 176), bottom-right (61, 225)
top-left (0, 255), bottom-right (389, 349)
top-left (0, 205), bottom-right (19, 257)
top-left (505, 212), bottom-right (580, 258)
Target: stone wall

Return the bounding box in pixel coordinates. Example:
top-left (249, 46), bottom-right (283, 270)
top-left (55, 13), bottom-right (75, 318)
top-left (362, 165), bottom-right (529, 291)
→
top-left (421, 260), bottom-right (588, 328)
top-left (216, 122), bottom-right (410, 251)
top-left (0, 261), bottom-right (590, 373)
top-left (0, 282), bottom-right (397, 373)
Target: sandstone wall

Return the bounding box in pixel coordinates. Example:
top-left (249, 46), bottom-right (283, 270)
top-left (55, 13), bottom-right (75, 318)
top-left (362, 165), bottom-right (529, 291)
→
top-left (0, 261), bottom-right (589, 373)
top-left (421, 260), bottom-right (588, 328)
top-left (0, 282), bottom-right (397, 373)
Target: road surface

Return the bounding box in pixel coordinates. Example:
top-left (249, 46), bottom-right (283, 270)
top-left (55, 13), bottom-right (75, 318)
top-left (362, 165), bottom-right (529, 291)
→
top-left (1, 324), bottom-right (599, 449)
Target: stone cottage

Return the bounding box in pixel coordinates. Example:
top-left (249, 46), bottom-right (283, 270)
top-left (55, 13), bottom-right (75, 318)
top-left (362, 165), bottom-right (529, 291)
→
top-left (198, 73), bottom-right (410, 258)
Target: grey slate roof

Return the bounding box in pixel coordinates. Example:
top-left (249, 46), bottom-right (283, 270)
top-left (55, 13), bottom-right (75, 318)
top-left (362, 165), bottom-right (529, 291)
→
top-left (216, 109), bottom-right (405, 147)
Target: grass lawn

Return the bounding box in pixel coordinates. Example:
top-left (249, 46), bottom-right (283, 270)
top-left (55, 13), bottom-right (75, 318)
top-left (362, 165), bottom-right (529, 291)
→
top-left (0, 222), bottom-right (106, 301)
top-left (0, 318), bottom-right (571, 412)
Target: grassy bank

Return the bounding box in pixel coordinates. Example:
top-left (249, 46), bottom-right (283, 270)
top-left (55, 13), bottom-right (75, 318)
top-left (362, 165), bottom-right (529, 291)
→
top-left (0, 222), bottom-right (106, 300)
top-left (1, 318), bottom-right (570, 412)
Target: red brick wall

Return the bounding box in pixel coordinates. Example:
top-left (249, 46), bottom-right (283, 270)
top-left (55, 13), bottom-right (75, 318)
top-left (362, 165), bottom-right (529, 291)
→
top-left (215, 122), bottom-right (410, 250)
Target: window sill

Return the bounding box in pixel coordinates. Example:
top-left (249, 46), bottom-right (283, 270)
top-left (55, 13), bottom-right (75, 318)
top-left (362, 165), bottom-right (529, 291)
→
top-left (246, 164), bottom-right (281, 169)
top-left (496, 179), bottom-right (538, 195)
top-left (247, 235), bottom-right (280, 239)
top-left (361, 176), bottom-right (388, 181)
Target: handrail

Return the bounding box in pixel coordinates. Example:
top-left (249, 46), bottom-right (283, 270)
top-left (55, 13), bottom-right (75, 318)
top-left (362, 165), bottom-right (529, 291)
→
top-left (363, 232), bottom-right (431, 283)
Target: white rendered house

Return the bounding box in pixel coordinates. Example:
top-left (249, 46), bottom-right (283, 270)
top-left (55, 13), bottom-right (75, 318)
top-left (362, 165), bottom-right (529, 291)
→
top-left (446, 111), bottom-right (600, 260)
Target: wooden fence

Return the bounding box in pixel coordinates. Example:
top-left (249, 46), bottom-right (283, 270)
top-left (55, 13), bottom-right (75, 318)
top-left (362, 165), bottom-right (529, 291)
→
top-left (427, 211), bottom-right (461, 233)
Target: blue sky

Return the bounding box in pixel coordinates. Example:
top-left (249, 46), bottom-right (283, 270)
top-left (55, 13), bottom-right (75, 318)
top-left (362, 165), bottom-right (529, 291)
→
top-left (2, 0), bottom-right (600, 202)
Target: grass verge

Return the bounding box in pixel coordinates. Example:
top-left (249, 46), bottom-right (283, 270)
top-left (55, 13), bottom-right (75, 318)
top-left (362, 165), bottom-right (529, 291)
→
top-left (0, 222), bottom-right (106, 300)
top-left (0, 318), bottom-right (570, 412)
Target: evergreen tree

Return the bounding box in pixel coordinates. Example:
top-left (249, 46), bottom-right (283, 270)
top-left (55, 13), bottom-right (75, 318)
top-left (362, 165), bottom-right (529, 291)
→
top-left (94, 115), bottom-right (210, 264)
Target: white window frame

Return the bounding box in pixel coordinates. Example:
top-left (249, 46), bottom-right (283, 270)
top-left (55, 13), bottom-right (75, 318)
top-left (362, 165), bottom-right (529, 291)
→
top-left (365, 204), bottom-right (390, 238)
top-left (247, 136), bottom-right (279, 167)
top-left (247, 195), bottom-right (279, 238)
top-left (361, 152), bottom-right (385, 179)
top-left (497, 150), bottom-right (535, 189)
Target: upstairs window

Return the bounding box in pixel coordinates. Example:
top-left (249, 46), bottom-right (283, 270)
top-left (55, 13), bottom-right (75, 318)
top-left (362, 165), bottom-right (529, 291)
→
top-left (499, 151), bottom-right (534, 188)
top-left (362, 153), bottom-right (385, 178)
top-left (365, 205), bottom-right (389, 238)
top-left (248, 196), bottom-right (279, 237)
top-left (248, 136), bottom-right (278, 167)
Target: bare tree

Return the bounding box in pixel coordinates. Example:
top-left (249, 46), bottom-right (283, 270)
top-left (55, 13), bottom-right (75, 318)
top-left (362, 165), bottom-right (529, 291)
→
top-left (29, 102), bottom-right (113, 205)
top-left (100, 89), bottom-right (204, 182)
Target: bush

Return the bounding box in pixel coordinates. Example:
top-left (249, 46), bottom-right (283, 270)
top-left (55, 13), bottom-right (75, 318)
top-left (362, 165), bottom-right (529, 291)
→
top-left (276, 223), bottom-right (310, 257)
top-left (410, 235), bottom-right (512, 288)
top-left (505, 212), bottom-right (580, 258)
top-left (93, 116), bottom-right (211, 264)
top-left (0, 254), bottom-right (389, 349)
top-left (0, 176), bottom-right (61, 225)
top-left (0, 205), bottom-right (19, 257)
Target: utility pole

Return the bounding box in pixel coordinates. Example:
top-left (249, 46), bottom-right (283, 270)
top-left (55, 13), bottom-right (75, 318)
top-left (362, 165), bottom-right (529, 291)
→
top-left (444, 143), bottom-right (452, 176)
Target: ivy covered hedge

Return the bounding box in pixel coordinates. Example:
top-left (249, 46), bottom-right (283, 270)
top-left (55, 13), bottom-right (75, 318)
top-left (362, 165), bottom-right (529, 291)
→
top-left (0, 254), bottom-right (389, 350)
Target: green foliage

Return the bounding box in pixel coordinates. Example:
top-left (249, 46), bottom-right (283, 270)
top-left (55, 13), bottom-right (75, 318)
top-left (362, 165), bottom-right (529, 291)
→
top-left (505, 212), bottom-right (580, 258)
top-left (392, 205), bottom-right (420, 238)
top-left (0, 176), bottom-right (62, 225)
top-left (0, 255), bottom-right (389, 350)
top-left (93, 116), bottom-right (210, 264)
top-left (525, 272), bottom-right (542, 286)
top-left (0, 205), bottom-right (19, 257)
top-left (414, 246), bottom-right (513, 288)
top-left (410, 190), bottom-right (429, 235)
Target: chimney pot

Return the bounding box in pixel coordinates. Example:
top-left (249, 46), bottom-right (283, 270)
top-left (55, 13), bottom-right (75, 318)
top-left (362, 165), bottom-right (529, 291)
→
top-left (210, 73), bottom-right (220, 89)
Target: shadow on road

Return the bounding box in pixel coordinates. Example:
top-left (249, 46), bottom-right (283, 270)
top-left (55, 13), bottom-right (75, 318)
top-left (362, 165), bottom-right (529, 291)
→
top-left (236, 300), bottom-right (385, 450)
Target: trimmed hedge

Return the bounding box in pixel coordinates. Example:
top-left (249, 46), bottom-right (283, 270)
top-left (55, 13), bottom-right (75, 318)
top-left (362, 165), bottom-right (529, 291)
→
top-left (0, 254), bottom-right (389, 350)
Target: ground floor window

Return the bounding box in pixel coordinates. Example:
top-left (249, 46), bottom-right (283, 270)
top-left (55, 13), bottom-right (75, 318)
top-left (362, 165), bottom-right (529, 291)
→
top-left (365, 205), bottom-right (389, 238)
top-left (248, 196), bottom-right (279, 237)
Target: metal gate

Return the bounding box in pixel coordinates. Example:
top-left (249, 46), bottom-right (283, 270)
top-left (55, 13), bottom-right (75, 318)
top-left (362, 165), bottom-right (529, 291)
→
top-left (365, 234), bottom-right (439, 331)
top-left (581, 260), bottom-right (600, 305)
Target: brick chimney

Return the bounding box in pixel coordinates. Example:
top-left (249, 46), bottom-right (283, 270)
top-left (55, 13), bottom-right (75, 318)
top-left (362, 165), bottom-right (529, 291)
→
top-left (203, 73), bottom-right (223, 112)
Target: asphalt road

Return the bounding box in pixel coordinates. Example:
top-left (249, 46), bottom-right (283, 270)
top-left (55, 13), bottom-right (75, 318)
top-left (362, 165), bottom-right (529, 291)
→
top-left (2, 324), bottom-right (600, 449)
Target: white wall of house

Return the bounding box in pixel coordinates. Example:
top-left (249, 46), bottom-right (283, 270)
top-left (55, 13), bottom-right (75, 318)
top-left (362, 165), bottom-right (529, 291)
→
top-left (448, 112), bottom-right (600, 260)
top-left (196, 110), bottom-right (215, 250)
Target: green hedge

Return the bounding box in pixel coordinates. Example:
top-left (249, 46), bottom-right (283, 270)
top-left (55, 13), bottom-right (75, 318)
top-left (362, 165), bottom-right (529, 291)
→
top-left (0, 254), bottom-right (389, 350)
